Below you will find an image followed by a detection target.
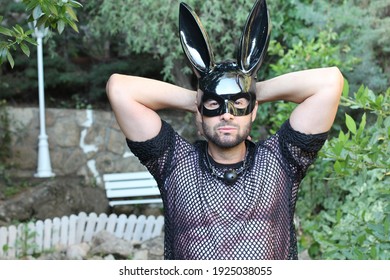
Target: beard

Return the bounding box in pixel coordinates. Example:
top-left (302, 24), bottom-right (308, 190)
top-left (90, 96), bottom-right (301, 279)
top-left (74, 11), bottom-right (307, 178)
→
top-left (202, 120), bottom-right (252, 148)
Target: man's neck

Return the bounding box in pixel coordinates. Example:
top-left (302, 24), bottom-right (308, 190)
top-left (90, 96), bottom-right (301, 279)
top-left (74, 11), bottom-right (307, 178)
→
top-left (207, 141), bottom-right (247, 164)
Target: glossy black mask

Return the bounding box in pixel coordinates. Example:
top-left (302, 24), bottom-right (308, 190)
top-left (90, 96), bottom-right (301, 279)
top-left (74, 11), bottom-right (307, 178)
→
top-left (179, 0), bottom-right (271, 116)
top-left (199, 62), bottom-right (257, 117)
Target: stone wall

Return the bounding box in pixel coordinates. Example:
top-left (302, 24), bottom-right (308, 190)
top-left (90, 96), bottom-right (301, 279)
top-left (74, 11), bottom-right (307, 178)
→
top-left (6, 106), bottom-right (198, 185)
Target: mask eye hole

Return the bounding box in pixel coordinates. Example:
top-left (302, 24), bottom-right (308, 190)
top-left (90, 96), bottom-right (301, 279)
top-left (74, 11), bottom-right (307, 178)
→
top-left (203, 99), bottom-right (221, 110)
top-left (233, 98), bottom-right (250, 109)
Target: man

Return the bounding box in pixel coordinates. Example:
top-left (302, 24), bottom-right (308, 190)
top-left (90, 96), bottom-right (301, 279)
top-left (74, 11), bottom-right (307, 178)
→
top-left (106, 0), bottom-right (343, 259)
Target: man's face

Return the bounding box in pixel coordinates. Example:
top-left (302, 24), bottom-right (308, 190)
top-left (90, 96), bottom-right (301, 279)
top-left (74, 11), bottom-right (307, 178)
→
top-left (195, 61), bottom-right (258, 148)
top-left (197, 100), bottom-right (258, 148)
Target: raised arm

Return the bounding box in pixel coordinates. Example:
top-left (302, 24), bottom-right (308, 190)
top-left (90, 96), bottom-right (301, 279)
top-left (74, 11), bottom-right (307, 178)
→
top-left (257, 67), bottom-right (344, 134)
top-left (106, 74), bottom-right (197, 141)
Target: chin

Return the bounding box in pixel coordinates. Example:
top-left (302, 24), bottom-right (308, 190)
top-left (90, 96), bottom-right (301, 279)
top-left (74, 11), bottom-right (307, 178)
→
top-left (211, 137), bottom-right (245, 149)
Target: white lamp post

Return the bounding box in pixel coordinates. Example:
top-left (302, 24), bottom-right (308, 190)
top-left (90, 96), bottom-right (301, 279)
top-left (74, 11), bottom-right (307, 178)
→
top-left (32, 23), bottom-right (55, 178)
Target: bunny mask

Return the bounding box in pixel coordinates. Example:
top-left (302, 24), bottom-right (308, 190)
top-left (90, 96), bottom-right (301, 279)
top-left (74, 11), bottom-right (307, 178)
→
top-left (179, 0), bottom-right (271, 117)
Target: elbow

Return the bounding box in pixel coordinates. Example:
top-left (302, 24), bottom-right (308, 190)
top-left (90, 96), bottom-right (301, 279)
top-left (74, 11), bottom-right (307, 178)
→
top-left (326, 67), bottom-right (344, 117)
top-left (106, 73), bottom-right (121, 101)
top-left (106, 73), bottom-right (134, 108)
top-left (330, 66), bottom-right (344, 97)
top-left (324, 67), bottom-right (344, 104)
top-left (106, 74), bottom-right (141, 112)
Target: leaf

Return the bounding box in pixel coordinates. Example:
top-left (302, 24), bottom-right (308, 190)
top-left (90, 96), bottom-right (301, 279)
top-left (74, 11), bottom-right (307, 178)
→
top-left (385, 217), bottom-right (390, 233)
top-left (20, 43), bottom-right (30, 57)
top-left (6, 51), bottom-right (14, 68)
top-left (32, 5), bottom-right (43, 19)
top-left (334, 160), bottom-right (343, 174)
top-left (67, 20), bottom-right (79, 33)
top-left (357, 113), bottom-right (366, 137)
top-left (36, 16), bottom-right (47, 28)
top-left (13, 24), bottom-right (24, 35)
top-left (57, 20), bottom-right (65, 34)
top-left (0, 26), bottom-right (12, 37)
top-left (355, 85), bottom-right (368, 107)
top-left (375, 95), bottom-right (384, 108)
top-left (47, 3), bottom-right (59, 17)
top-left (342, 78), bottom-right (349, 98)
top-left (340, 130), bottom-right (350, 142)
top-left (65, 6), bottom-right (78, 21)
top-left (336, 208), bottom-right (342, 224)
top-left (370, 246), bottom-right (377, 259)
top-left (69, 1), bottom-right (83, 8)
top-left (23, 0), bottom-right (39, 11)
top-left (0, 47), bottom-right (7, 62)
top-left (345, 113), bottom-right (357, 135)
top-left (353, 248), bottom-right (365, 260)
top-left (332, 141), bottom-right (344, 157)
top-left (24, 36), bottom-right (37, 46)
top-left (356, 233), bottom-right (366, 245)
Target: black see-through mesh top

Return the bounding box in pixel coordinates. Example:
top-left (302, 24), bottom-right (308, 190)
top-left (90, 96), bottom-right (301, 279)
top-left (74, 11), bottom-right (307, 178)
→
top-left (126, 119), bottom-right (328, 260)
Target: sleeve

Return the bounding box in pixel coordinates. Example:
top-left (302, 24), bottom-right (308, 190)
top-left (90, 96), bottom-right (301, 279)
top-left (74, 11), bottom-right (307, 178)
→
top-left (277, 119), bottom-right (328, 182)
top-left (126, 120), bottom-right (176, 183)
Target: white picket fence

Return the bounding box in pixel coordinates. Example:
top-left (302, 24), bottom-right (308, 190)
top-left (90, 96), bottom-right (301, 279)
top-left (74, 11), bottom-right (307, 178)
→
top-left (0, 212), bottom-right (164, 258)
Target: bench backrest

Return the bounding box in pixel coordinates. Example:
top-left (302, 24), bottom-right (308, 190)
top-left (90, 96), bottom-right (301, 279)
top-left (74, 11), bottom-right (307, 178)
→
top-left (103, 171), bottom-right (162, 206)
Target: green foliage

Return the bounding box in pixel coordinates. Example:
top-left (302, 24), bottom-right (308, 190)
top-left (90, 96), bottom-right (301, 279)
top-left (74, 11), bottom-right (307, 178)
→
top-left (0, 100), bottom-right (11, 160)
top-left (268, 30), bottom-right (358, 75)
top-left (0, 101), bottom-right (32, 193)
top-left (0, 0), bottom-right (82, 68)
top-left (253, 28), bottom-right (359, 137)
top-left (85, 55), bottom-right (164, 104)
top-left (325, 83), bottom-right (389, 176)
top-left (87, 0), bottom-right (258, 82)
top-left (84, 0), bottom-right (389, 98)
top-left (23, 0), bottom-right (82, 33)
top-left (0, 100), bottom-right (12, 184)
top-left (0, 15), bottom-right (36, 68)
top-left (1, 222), bottom-right (39, 258)
top-left (0, 0), bottom-right (388, 261)
top-left (1, 0), bottom-right (166, 108)
top-left (15, 222), bottom-right (39, 258)
top-left (293, 0), bottom-right (389, 92)
top-left (297, 83), bottom-right (390, 259)
top-left (2, 0), bottom-right (388, 110)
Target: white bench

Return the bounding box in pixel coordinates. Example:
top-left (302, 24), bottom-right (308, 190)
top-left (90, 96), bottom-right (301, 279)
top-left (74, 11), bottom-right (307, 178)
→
top-left (103, 171), bottom-right (163, 207)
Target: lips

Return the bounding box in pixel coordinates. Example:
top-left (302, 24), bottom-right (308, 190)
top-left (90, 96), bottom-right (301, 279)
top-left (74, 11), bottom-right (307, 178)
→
top-left (217, 126), bottom-right (237, 132)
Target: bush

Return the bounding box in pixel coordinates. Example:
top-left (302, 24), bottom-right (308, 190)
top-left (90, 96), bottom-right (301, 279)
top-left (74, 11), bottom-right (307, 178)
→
top-left (253, 29), bottom-right (358, 137)
top-left (297, 82), bottom-right (390, 259)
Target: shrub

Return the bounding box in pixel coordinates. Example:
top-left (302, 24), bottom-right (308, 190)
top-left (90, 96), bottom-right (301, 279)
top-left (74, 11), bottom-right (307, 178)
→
top-left (297, 82), bottom-right (390, 259)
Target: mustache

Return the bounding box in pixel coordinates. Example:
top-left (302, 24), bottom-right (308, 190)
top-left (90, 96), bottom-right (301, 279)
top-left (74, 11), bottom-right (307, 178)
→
top-left (215, 121), bottom-right (239, 129)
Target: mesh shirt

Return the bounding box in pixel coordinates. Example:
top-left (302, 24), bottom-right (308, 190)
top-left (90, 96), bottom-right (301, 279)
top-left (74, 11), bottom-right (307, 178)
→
top-left (127, 119), bottom-right (328, 260)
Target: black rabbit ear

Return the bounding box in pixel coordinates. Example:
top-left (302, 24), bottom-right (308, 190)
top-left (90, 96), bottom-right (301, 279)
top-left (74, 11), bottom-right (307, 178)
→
top-left (179, 2), bottom-right (215, 78)
top-left (237, 0), bottom-right (271, 75)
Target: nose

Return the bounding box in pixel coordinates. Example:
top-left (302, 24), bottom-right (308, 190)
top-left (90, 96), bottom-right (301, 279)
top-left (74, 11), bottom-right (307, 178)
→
top-left (220, 112), bottom-right (234, 121)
